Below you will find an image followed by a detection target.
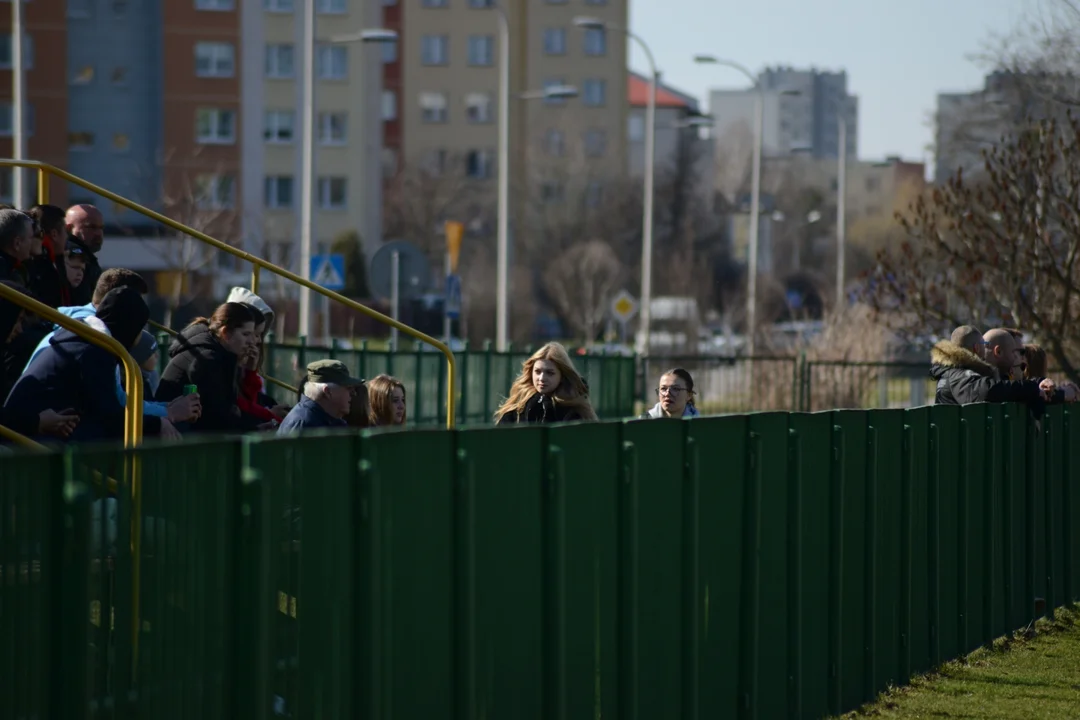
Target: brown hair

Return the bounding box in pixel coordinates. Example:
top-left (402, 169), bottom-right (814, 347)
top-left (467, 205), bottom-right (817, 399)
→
top-left (367, 374), bottom-right (407, 426)
top-left (190, 302), bottom-right (258, 334)
top-left (494, 342), bottom-right (597, 422)
top-left (93, 268), bottom-right (148, 305)
top-left (346, 383), bottom-right (371, 428)
top-left (1023, 343), bottom-right (1048, 379)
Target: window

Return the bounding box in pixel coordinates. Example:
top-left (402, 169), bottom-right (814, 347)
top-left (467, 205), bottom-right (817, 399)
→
top-left (264, 110), bottom-right (294, 143)
top-left (545, 129), bottom-right (564, 156)
top-left (582, 78), bottom-right (606, 107)
top-left (544, 0), bottom-right (568, 4)
top-left (112, 133), bottom-right (130, 152)
top-left (469, 0), bottom-right (494, 5)
top-left (318, 111), bottom-right (347, 145)
top-left (467, 35), bottom-right (494, 66)
top-left (264, 175), bottom-right (293, 209)
top-left (68, 0), bottom-right (92, 18)
top-left (586, 181), bottom-right (603, 208)
top-left (421, 35), bottom-right (448, 66)
top-left (0, 103), bottom-right (34, 137)
top-left (382, 40), bottom-right (397, 63)
top-left (317, 45), bottom-right (347, 80)
top-left (419, 92), bottom-right (448, 123)
top-left (68, 132), bottom-right (94, 150)
top-left (195, 175), bottom-right (236, 210)
top-left (71, 65), bottom-right (94, 85)
top-left (543, 78), bottom-right (568, 105)
top-left (584, 0), bottom-right (607, 4)
top-left (465, 150), bottom-right (494, 179)
top-left (264, 0), bottom-right (293, 10)
top-left (196, 108), bottom-right (236, 144)
top-left (422, 149), bottom-right (447, 175)
top-left (196, 0), bottom-right (234, 9)
top-left (113, 0), bottom-right (129, 16)
top-left (317, 0), bottom-right (345, 12)
top-left (318, 177), bottom-right (347, 210)
top-left (865, 176), bottom-right (881, 192)
top-left (465, 92), bottom-right (492, 123)
top-left (421, 0), bottom-right (447, 6)
top-left (628, 114), bottom-right (645, 142)
top-left (381, 90), bottom-right (397, 121)
top-left (543, 28), bottom-right (566, 56)
top-left (0, 34), bottom-right (34, 70)
top-left (111, 66), bottom-right (128, 85)
top-left (583, 27), bottom-right (606, 56)
top-left (195, 42), bottom-right (235, 78)
top-left (266, 44), bottom-right (295, 78)
top-left (584, 129), bottom-right (606, 157)
top-left (541, 182), bottom-right (564, 203)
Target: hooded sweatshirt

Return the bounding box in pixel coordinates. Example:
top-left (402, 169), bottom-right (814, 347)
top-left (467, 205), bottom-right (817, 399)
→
top-left (5, 286), bottom-right (162, 442)
top-left (226, 287), bottom-right (275, 329)
top-left (24, 302), bottom-right (169, 418)
top-left (157, 323), bottom-right (263, 434)
top-left (642, 401), bottom-right (701, 419)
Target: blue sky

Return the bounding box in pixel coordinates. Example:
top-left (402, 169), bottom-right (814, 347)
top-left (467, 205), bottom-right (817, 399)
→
top-left (627, 0), bottom-right (1037, 164)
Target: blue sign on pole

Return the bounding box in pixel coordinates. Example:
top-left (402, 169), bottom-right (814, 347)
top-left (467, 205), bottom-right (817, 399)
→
top-left (445, 273), bottom-right (462, 319)
top-left (311, 254), bottom-right (346, 291)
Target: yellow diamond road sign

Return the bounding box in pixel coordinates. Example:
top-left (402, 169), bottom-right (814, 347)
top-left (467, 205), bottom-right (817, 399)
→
top-left (611, 290), bottom-right (638, 322)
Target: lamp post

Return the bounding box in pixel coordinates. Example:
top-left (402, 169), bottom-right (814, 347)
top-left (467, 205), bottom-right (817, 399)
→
top-left (836, 112), bottom-right (847, 311)
top-left (493, 5), bottom-right (511, 352)
top-left (297, 1), bottom-right (396, 340)
top-left (576, 16), bottom-right (657, 355)
top-left (693, 55), bottom-right (762, 355)
top-left (11, 0), bottom-right (24, 206)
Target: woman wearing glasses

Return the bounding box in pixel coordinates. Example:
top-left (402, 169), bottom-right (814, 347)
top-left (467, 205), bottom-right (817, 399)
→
top-left (641, 367), bottom-right (699, 419)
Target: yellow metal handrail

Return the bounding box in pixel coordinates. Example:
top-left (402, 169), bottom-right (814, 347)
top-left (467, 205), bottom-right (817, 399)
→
top-left (5, 159), bottom-right (458, 428)
top-left (0, 283), bottom-right (144, 446)
top-left (147, 319), bottom-right (299, 396)
top-left (0, 423), bottom-right (46, 449)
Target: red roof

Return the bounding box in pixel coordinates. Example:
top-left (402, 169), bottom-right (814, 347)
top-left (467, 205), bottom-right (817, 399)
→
top-left (628, 74), bottom-right (695, 109)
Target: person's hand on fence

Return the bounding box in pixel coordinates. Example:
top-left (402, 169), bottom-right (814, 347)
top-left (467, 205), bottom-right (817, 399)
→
top-left (1039, 378), bottom-right (1057, 401)
top-left (168, 393), bottom-right (202, 423)
top-left (38, 408), bottom-right (79, 438)
top-left (1063, 382), bottom-right (1080, 402)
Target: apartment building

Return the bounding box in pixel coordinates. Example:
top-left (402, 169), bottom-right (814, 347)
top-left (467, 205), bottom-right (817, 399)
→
top-left (709, 66), bottom-right (858, 200)
top-left (0, 0), bottom-right (384, 285)
top-left (396, 0), bottom-right (627, 222)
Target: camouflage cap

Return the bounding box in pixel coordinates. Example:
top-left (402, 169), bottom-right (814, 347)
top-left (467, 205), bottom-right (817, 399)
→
top-left (305, 359), bottom-right (365, 387)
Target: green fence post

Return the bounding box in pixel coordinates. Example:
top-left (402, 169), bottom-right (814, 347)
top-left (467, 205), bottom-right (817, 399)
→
top-left (414, 340), bottom-right (424, 424)
top-left (358, 340), bottom-right (368, 381)
top-left (898, 423), bottom-right (912, 684)
top-left (52, 451), bottom-right (91, 720)
top-left (483, 341), bottom-right (493, 422)
top-left (786, 428), bottom-right (803, 718)
top-left (957, 418), bottom-right (969, 652)
top-left (1063, 410), bottom-right (1073, 608)
top-left (827, 424), bottom-right (845, 715)
top-left (863, 425), bottom-right (878, 701)
top-left (298, 336), bottom-right (308, 375)
top-left (436, 342), bottom-right (447, 426)
top-left (928, 422), bottom-right (941, 666)
top-left (738, 432), bottom-right (763, 718)
top-left (1043, 421), bottom-right (1055, 619)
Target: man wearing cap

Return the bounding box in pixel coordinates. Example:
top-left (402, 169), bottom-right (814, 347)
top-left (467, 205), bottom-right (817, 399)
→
top-left (277, 359), bottom-right (364, 435)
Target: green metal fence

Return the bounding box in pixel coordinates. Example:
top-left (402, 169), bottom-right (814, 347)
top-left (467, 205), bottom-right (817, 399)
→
top-left (5, 403), bottom-right (1078, 718)
top-left (259, 340), bottom-right (637, 425)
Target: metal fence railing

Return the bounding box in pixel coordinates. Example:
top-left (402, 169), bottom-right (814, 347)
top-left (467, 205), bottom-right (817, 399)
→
top-left (260, 341), bottom-right (637, 426)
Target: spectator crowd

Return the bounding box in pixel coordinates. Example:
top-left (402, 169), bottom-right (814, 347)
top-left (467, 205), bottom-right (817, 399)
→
top-left (1, 201), bottom-right (1078, 447)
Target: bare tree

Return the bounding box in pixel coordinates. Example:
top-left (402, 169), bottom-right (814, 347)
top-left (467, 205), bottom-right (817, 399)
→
top-left (868, 115), bottom-right (1080, 382)
top-left (543, 240), bottom-right (623, 342)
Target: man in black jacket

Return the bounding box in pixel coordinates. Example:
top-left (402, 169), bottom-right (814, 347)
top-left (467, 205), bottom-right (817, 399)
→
top-left (25, 204), bottom-right (67, 308)
top-left (4, 286), bottom-right (164, 443)
top-left (931, 326), bottom-right (1075, 407)
top-left (0, 208), bottom-right (33, 285)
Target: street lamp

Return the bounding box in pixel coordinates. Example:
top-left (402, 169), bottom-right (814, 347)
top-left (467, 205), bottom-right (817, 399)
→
top-left (297, 0), bottom-right (397, 339)
top-left (576, 16), bottom-right (658, 355)
top-left (836, 111), bottom-right (847, 312)
top-left (694, 54), bottom-right (762, 355)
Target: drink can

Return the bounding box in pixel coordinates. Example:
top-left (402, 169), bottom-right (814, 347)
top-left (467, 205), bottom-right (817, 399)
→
top-left (183, 384), bottom-right (198, 396)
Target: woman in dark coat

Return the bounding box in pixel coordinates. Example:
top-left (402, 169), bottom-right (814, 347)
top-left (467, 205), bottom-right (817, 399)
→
top-left (156, 302), bottom-right (263, 434)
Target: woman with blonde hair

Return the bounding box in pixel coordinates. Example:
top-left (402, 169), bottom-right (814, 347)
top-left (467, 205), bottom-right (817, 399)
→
top-left (495, 342), bottom-right (597, 424)
top-left (368, 374), bottom-right (407, 426)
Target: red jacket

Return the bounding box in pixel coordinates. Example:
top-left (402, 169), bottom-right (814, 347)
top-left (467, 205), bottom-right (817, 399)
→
top-left (237, 369), bottom-right (279, 422)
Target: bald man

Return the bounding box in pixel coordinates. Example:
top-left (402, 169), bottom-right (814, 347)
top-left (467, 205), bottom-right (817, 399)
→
top-left (63, 204), bottom-right (104, 306)
top-left (930, 326), bottom-right (1072, 407)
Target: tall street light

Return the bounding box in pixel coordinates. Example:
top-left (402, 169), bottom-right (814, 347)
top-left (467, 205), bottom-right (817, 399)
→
top-left (297, 1), bottom-right (396, 339)
top-left (576, 16), bottom-right (657, 355)
top-left (693, 55), bottom-right (762, 355)
top-left (836, 111), bottom-right (847, 311)
top-left (493, 5), bottom-right (511, 352)
top-left (11, 0), bottom-right (24, 206)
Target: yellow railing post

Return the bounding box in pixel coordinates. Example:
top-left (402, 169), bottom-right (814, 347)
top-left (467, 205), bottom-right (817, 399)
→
top-left (251, 263), bottom-right (261, 295)
top-left (37, 167), bottom-right (48, 204)
top-left (0, 423), bottom-right (47, 449)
